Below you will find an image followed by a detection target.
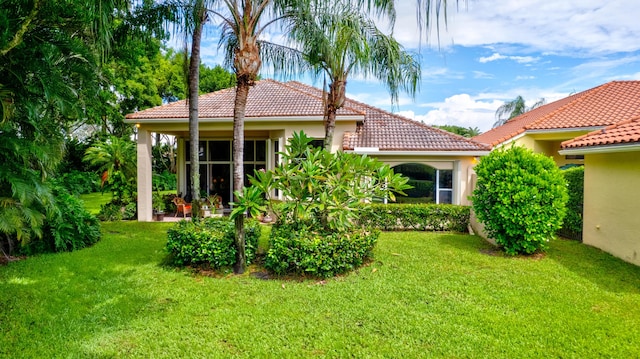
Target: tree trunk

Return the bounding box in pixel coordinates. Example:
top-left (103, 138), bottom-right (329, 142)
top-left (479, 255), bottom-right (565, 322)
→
top-left (324, 79), bottom-right (346, 150)
top-left (188, 10), bottom-right (204, 216)
top-left (233, 78), bottom-right (250, 274)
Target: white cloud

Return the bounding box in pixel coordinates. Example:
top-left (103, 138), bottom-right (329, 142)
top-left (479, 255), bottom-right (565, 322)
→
top-left (391, 0), bottom-right (640, 56)
top-left (515, 75), bottom-right (536, 81)
top-left (479, 53), bottom-right (539, 64)
top-left (400, 94), bottom-right (505, 132)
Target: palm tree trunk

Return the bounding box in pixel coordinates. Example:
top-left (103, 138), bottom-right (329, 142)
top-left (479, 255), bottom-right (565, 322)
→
top-left (232, 78), bottom-right (250, 274)
top-left (324, 79), bottom-right (346, 150)
top-left (188, 13), bottom-right (204, 215)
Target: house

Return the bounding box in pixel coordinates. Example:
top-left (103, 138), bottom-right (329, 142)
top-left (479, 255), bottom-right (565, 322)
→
top-left (560, 118), bottom-right (640, 266)
top-left (472, 80), bottom-right (640, 265)
top-left (473, 81), bottom-right (640, 167)
top-left (125, 79), bottom-right (489, 221)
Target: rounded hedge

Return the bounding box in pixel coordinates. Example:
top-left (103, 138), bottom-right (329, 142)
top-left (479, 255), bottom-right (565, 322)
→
top-left (166, 217), bottom-right (260, 268)
top-left (265, 224), bottom-right (379, 278)
top-left (472, 146), bottom-right (568, 255)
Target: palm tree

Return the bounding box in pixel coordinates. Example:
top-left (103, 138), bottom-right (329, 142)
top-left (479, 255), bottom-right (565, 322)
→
top-left (287, 0), bottom-right (420, 149)
top-left (493, 96), bottom-right (546, 128)
top-left (213, 0), bottom-right (401, 274)
top-left (83, 136), bottom-right (137, 202)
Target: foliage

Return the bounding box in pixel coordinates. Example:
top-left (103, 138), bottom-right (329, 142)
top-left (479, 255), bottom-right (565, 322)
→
top-left (287, 0), bottom-right (420, 148)
top-left (433, 124), bottom-right (481, 138)
top-left (265, 225), bottom-right (379, 278)
top-left (472, 146), bottom-right (568, 255)
top-left (152, 170), bottom-right (177, 191)
top-left (153, 192), bottom-right (166, 213)
top-left (20, 186), bottom-right (100, 255)
top-left (54, 170), bottom-right (100, 195)
top-left (166, 217), bottom-right (260, 268)
top-left (558, 166), bottom-right (584, 241)
top-left (359, 204), bottom-right (470, 232)
top-left (83, 135), bottom-right (137, 203)
top-left (239, 131), bottom-right (410, 277)
top-left (246, 131), bottom-right (410, 233)
top-left (494, 95), bottom-right (546, 128)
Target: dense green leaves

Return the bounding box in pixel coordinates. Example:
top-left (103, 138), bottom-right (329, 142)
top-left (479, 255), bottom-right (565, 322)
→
top-left (360, 204), bottom-right (470, 232)
top-left (558, 166), bottom-right (584, 241)
top-left (472, 146), bottom-right (568, 255)
top-left (166, 217), bottom-right (260, 268)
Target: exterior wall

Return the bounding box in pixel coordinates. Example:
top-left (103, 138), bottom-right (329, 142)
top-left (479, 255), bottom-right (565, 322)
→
top-left (507, 134), bottom-right (586, 167)
top-left (583, 151), bottom-right (640, 266)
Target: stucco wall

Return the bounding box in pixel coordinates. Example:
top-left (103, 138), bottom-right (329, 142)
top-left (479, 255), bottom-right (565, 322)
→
top-left (583, 151), bottom-right (640, 266)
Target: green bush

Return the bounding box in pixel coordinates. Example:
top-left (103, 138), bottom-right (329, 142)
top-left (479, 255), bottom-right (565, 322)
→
top-left (559, 166), bottom-right (584, 241)
top-left (153, 170), bottom-right (177, 191)
top-left (265, 224), bottom-right (379, 278)
top-left (360, 204), bottom-right (470, 232)
top-left (98, 202), bottom-right (123, 221)
top-left (166, 217), bottom-right (260, 268)
top-left (20, 188), bottom-right (101, 255)
top-left (472, 146), bottom-right (568, 255)
top-left (55, 170), bottom-right (99, 195)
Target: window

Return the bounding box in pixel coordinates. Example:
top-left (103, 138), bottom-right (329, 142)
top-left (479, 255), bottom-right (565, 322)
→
top-left (565, 154), bottom-right (584, 160)
top-left (185, 139), bottom-right (267, 203)
top-left (436, 169), bottom-right (453, 204)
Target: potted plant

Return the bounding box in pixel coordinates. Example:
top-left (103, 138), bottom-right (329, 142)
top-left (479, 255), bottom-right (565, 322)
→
top-left (207, 194), bottom-right (224, 216)
top-left (153, 192), bottom-right (166, 221)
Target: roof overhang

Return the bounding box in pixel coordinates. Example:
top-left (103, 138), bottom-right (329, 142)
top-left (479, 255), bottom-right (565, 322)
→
top-left (559, 143), bottom-right (640, 155)
top-left (346, 148), bottom-right (491, 157)
top-left (493, 126), bottom-right (605, 148)
top-left (125, 115), bottom-right (365, 124)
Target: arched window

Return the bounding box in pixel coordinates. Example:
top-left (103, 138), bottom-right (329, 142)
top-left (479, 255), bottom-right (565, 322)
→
top-left (392, 163), bottom-right (453, 204)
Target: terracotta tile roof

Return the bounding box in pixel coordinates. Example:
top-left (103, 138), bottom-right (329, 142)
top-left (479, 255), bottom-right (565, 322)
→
top-left (125, 79), bottom-right (364, 119)
top-left (561, 116), bottom-right (640, 149)
top-left (473, 81), bottom-right (640, 147)
top-left (285, 81), bottom-right (489, 152)
top-left (127, 79), bottom-right (489, 152)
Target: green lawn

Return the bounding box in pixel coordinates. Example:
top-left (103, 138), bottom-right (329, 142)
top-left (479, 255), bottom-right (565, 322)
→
top-left (79, 192), bottom-right (113, 215)
top-left (1, 222), bottom-right (640, 358)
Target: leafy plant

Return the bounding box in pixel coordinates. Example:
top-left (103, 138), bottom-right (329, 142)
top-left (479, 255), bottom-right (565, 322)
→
top-left (472, 146), bottom-right (568, 255)
top-left (359, 204), bottom-right (470, 232)
top-left (558, 166), bottom-right (584, 241)
top-left (236, 131), bottom-right (411, 277)
top-left (243, 131), bottom-right (411, 232)
top-left (265, 225), bottom-right (379, 278)
top-left (166, 217), bottom-right (260, 268)
top-left (152, 192), bottom-right (166, 213)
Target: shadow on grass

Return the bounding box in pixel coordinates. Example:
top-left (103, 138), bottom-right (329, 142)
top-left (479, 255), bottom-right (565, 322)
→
top-left (546, 238), bottom-right (640, 294)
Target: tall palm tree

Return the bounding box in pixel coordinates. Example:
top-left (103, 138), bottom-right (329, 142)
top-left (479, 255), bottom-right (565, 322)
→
top-left (213, 0), bottom-right (400, 274)
top-left (493, 96), bottom-right (546, 128)
top-left (287, 0), bottom-right (420, 149)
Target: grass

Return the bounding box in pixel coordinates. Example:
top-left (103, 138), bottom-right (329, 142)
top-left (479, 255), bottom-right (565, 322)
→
top-left (79, 192), bottom-right (113, 215)
top-left (2, 223), bottom-right (640, 358)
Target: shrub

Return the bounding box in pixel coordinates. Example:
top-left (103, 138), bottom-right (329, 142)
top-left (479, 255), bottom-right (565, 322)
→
top-left (55, 170), bottom-right (99, 195)
top-left (237, 131), bottom-right (410, 277)
top-left (166, 217), bottom-right (260, 268)
top-left (98, 202), bottom-right (123, 221)
top-left (153, 170), bottom-right (177, 191)
top-left (472, 146), bottom-right (568, 255)
top-left (265, 224), bottom-right (379, 278)
top-left (360, 204), bottom-right (470, 232)
top-left (20, 188), bottom-right (101, 255)
top-left (558, 166), bottom-right (584, 241)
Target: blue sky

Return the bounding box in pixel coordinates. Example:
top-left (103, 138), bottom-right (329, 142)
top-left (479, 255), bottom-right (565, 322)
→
top-left (193, 0), bottom-right (640, 133)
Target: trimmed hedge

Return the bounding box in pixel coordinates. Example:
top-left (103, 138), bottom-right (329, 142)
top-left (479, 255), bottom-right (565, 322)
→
top-left (166, 217), bottom-right (260, 268)
top-left (359, 204), bottom-right (470, 232)
top-left (558, 166), bottom-right (584, 241)
top-left (265, 224), bottom-right (379, 278)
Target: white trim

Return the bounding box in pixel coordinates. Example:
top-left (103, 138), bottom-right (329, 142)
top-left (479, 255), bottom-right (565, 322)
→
top-left (526, 126), bottom-right (604, 134)
top-left (345, 150), bottom-right (490, 156)
top-left (494, 127), bottom-right (603, 148)
top-left (559, 143), bottom-right (640, 155)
